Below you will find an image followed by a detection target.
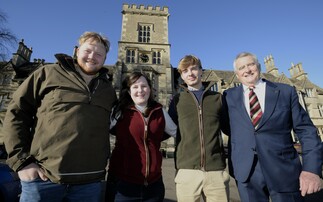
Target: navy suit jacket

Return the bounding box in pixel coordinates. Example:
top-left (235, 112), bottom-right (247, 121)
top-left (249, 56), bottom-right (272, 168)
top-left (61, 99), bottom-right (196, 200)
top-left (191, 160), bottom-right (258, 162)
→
top-left (222, 79), bottom-right (322, 192)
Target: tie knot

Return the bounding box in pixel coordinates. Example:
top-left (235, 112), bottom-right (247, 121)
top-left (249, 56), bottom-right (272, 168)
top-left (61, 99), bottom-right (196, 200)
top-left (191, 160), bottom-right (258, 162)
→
top-left (249, 87), bottom-right (255, 96)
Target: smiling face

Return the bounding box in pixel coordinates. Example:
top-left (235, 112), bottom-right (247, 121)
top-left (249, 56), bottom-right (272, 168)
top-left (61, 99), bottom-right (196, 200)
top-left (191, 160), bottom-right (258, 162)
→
top-left (76, 39), bottom-right (107, 75)
top-left (129, 76), bottom-right (151, 107)
top-left (234, 55), bottom-right (261, 87)
top-left (180, 65), bottom-right (203, 89)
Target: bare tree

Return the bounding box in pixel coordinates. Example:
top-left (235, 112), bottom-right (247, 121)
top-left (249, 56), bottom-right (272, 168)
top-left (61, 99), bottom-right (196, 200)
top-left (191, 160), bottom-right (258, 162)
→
top-left (0, 10), bottom-right (18, 61)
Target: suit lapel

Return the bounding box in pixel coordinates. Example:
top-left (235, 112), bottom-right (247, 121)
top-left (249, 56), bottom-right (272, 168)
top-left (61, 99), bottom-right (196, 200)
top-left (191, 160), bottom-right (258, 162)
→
top-left (257, 81), bottom-right (279, 129)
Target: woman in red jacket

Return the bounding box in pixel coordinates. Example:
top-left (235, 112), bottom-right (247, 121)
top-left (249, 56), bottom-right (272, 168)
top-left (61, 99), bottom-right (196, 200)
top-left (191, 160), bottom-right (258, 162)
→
top-left (106, 72), bottom-right (177, 202)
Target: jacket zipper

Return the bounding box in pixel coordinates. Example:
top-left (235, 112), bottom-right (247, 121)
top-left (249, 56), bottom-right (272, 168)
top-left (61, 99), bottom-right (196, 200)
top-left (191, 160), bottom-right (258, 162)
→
top-left (143, 123), bottom-right (149, 186)
top-left (198, 105), bottom-right (205, 171)
top-left (136, 107), bottom-right (160, 186)
top-left (187, 90), bottom-right (206, 171)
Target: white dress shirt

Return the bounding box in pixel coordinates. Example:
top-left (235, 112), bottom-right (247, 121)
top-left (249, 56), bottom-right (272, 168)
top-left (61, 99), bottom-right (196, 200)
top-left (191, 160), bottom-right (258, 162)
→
top-left (242, 79), bottom-right (266, 116)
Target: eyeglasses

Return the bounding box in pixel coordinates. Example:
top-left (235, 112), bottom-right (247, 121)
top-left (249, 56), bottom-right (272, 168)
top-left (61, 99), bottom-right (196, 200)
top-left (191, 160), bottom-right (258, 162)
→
top-left (237, 62), bottom-right (257, 71)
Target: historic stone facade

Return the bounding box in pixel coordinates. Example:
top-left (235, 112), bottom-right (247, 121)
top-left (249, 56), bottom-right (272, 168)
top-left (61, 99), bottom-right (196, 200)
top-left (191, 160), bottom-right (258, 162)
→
top-left (0, 3), bottom-right (322, 146)
top-left (112, 4), bottom-right (174, 107)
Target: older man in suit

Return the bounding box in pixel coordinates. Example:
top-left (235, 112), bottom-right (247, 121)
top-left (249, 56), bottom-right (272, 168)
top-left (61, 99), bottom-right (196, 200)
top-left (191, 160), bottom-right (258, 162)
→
top-left (222, 52), bottom-right (322, 202)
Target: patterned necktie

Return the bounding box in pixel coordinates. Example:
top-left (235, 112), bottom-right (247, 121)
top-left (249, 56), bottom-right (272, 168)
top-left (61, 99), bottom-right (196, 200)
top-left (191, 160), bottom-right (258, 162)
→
top-left (249, 87), bottom-right (263, 127)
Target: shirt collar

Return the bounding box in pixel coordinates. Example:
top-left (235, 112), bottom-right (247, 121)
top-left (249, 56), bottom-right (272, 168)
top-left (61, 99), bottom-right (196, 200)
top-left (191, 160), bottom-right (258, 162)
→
top-left (188, 85), bottom-right (204, 92)
top-left (242, 79), bottom-right (264, 92)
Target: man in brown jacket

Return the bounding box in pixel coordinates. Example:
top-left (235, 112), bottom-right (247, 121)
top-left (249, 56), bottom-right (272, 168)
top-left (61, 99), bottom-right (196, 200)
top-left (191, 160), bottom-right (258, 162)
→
top-left (3, 31), bottom-right (117, 202)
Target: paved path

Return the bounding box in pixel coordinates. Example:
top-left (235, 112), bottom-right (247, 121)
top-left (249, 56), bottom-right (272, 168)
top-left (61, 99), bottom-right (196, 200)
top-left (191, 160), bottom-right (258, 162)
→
top-left (162, 158), bottom-right (323, 202)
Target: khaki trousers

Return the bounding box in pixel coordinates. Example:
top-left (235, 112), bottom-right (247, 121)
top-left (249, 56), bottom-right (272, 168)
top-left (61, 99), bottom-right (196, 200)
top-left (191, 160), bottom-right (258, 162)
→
top-left (175, 169), bottom-right (230, 202)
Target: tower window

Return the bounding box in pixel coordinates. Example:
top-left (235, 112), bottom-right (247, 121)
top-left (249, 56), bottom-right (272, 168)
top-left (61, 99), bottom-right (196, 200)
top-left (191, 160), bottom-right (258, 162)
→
top-left (152, 51), bottom-right (161, 64)
top-left (138, 24), bottom-right (151, 43)
top-left (126, 49), bottom-right (135, 63)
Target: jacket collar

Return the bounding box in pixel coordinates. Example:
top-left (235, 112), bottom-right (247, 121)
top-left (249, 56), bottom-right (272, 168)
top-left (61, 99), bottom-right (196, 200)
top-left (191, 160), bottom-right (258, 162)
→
top-left (180, 81), bottom-right (216, 93)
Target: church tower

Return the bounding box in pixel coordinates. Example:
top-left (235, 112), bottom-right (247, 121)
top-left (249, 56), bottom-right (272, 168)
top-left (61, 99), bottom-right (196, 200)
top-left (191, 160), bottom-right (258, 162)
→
top-left (114, 4), bottom-right (173, 106)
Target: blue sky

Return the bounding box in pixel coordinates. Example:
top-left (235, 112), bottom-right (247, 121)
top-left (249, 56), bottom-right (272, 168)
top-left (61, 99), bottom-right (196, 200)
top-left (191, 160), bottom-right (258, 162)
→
top-left (2, 0), bottom-right (323, 87)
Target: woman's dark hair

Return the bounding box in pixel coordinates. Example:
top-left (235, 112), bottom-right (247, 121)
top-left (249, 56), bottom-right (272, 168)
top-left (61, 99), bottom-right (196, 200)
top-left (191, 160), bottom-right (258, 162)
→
top-left (111, 71), bottom-right (157, 119)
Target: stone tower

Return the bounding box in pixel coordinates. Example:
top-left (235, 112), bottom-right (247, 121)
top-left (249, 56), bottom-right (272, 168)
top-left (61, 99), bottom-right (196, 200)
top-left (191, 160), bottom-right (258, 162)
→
top-left (113, 4), bottom-right (173, 107)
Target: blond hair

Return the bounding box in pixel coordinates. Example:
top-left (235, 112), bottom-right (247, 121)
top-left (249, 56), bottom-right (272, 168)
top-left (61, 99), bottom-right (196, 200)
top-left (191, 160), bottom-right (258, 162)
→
top-left (78, 31), bottom-right (110, 53)
top-left (177, 55), bottom-right (202, 74)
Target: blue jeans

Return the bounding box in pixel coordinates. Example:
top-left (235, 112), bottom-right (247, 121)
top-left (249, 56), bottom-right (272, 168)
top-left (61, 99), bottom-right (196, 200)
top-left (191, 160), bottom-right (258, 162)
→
top-left (20, 178), bottom-right (102, 202)
top-left (114, 177), bottom-right (165, 202)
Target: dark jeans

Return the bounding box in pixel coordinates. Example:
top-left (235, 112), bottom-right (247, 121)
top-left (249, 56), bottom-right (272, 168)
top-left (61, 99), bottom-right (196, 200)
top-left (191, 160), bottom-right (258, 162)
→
top-left (106, 176), bottom-right (165, 202)
top-left (20, 178), bottom-right (102, 202)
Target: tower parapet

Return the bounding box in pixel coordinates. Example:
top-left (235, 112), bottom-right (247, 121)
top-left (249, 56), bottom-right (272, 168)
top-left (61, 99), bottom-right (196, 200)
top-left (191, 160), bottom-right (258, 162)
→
top-left (122, 3), bottom-right (169, 16)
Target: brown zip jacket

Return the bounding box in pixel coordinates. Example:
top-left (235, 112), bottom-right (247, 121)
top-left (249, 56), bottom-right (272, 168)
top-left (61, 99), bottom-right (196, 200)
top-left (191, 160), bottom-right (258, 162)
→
top-left (3, 54), bottom-right (117, 184)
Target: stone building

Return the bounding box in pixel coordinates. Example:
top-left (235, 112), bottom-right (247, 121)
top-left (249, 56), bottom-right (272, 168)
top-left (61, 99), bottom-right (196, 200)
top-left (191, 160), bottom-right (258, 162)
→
top-left (0, 3), bottom-right (323, 146)
top-left (0, 40), bottom-right (50, 143)
top-left (112, 4), bottom-right (174, 107)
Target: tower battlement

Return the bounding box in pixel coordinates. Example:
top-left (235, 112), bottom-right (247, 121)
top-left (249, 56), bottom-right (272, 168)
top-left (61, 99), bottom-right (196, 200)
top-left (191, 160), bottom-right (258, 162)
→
top-left (122, 3), bottom-right (169, 16)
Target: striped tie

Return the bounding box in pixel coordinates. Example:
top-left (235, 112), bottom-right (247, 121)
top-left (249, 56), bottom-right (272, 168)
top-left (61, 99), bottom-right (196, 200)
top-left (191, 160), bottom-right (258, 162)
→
top-left (249, 87), bottom-right (262, 127)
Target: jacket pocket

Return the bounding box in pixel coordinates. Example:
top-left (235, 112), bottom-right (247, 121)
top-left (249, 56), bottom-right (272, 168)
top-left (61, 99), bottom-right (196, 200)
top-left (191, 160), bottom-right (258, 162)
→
top-left (281, 148), bottom-right (298, 159)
